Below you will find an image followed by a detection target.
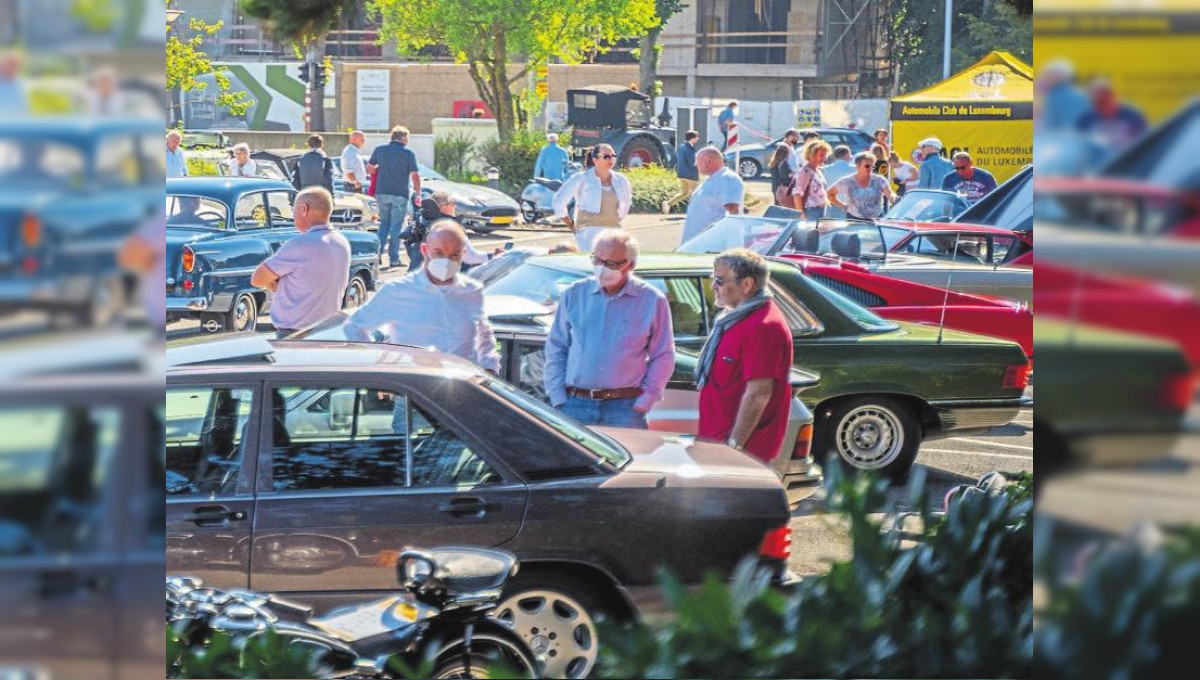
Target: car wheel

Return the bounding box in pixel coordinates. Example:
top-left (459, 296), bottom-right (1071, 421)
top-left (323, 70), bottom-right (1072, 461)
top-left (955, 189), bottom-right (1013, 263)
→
top-left (822, 396), bottom-right (920, 480)
top-left (493, 574), bottom-right (602, 679)
top-left (343, 275), bottom-right (368, 309)
top-left (220, 293), bottom-right (257, 333)
top-left (617, 137), bottom-right (662, 168)
top-left (73, 276), bottom-right (124, 328)
top-left (737, 157), bottom-right (762, 179)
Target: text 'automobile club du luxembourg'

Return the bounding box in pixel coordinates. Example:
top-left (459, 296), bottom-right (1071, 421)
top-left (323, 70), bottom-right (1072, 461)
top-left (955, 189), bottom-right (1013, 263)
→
top-left (891, 102), bottom-right (1033, 121)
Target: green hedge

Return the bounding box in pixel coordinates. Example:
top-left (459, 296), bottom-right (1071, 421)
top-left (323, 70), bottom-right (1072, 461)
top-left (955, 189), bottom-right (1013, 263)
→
top-left (625, 165), bottom-right (686, 214)
top-left (476, 129), bottom-right (546, 196)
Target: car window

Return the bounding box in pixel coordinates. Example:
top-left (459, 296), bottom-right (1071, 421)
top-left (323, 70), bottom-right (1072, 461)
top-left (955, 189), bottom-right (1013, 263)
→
top-left (95, 134), bottom-right (140, 189)
top-left (905, 233), bottom-right (989, 264)
top-left (514, 341), bottom-right (551, 402)
top-left (645, 277), bottom-right (708, 338)
top-left (142, 134), bottom-right (167, 182)
top-left (485, 379), bottom-right (630, 469)
top-left (485, 263), bottom-right (582, 306)
top-left (988, 235), bottom-right (1017, 264)
top-left (166, 195), bottom-right (228, 229)
top-left (0, 405), bottom-right (120, 555)
top-left (235, 191), bottom-right (270, 230)
top-left (695, 275), bottom-right (823, 337)
top-left (270, 387), bottom-right (500, 492)
top-left (266, 191), bottom-right (296, 227)
top-left (165, 387), bottom-right (253, 497)
top-left (0, 137), bottom-right (87, 189)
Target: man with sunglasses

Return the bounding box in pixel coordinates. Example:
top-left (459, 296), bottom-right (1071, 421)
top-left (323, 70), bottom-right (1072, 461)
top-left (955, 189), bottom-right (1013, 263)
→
top-left (940, 151), bottom-right (997, 204)
top-left (544, 230), bottom-right (675, 429)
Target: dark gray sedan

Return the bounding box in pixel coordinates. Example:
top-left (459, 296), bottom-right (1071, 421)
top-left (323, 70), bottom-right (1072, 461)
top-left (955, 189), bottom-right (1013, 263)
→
top-left (165, 335), bottom-right (792, 679)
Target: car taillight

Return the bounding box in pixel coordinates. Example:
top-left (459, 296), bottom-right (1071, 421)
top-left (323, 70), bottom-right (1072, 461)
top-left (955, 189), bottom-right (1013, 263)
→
top-left (182, 246), bottom-right (195, 273)
top-left (21, 256), bottom-right (37, 274)
top-left (1002, 362), bottom-right (1032, 391)
top-left (182, 280), bottom-right (194, 292)
top-left (21, 213), bottom-right (40, 248)
top-left (759, 525), bottom-right (791, 561)
top-left (791, 424), bottom-right (813, 461)
top-left (1160, 374), bottom-right (1195, 412)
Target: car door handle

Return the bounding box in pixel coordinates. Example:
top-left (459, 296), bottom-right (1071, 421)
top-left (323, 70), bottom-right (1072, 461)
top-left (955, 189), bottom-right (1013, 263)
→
top-left (184, 505), bottom-right (247, 527)
top-left (437, 497), bottom-right (489, 518)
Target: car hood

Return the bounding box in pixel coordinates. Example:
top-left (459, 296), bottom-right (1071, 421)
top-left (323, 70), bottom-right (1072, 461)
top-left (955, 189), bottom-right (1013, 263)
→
top-left (424, 180), bottom-right (519, 207)
top-left (598, 427), bottom-right (780, 484)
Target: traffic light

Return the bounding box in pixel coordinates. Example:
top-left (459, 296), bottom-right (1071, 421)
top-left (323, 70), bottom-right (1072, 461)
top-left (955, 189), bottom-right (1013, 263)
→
top-left (314, 62), bottom-right (327, 88)
top-left (298, 63), bottom-right (311, 83)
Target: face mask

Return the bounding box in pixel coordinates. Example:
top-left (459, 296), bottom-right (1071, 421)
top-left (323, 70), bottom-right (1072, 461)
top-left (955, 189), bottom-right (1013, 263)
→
top-left (593, 265), bottom-right (624, 287)
top-left (427, 257), bottom-right (461, 281)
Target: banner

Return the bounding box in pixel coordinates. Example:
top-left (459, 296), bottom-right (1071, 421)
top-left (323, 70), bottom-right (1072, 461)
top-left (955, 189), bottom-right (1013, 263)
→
top-left (356, 69), bottom-right (391, 132)
top-left (892, 119), bottom-right (1033, 182)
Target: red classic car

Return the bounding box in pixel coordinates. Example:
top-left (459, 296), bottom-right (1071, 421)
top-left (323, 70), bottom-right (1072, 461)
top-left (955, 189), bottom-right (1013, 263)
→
top-left (1034, 176), bottom-right (1200, 240)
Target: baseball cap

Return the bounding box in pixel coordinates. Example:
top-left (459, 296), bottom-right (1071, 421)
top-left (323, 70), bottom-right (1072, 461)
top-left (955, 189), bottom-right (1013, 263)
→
top-left (918, 137), bottom-right (943, 150)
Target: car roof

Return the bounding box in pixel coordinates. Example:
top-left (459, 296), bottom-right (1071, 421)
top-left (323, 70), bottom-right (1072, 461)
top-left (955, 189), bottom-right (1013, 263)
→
top-left (167, 176), bottom-right (294, 199)
top-left (167, 333), bottom-right (485, 378)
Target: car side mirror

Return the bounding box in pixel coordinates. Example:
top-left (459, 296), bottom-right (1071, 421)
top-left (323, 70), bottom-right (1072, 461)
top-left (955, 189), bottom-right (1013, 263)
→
top-left (329, 391), bottom-right (356, 430)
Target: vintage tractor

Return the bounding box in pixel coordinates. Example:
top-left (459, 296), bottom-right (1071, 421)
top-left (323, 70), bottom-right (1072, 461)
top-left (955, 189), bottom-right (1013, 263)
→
top-left (566, 85), bottom-right (676, 169)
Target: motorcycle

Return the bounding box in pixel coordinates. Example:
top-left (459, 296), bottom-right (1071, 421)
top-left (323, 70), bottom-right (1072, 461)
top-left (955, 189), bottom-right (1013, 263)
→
top-left (518, 163), bottom-right (582, 225)
top-left (167, 547), bottom-right (539, 679)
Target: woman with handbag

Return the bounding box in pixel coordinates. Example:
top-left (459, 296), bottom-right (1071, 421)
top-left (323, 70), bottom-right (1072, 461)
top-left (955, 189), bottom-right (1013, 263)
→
top-left (792, 140), bottom-right (832, 222)
top-left (552, 143), bottom-right (633, 251)
top-left (768, 144), bottom-right (795, 208)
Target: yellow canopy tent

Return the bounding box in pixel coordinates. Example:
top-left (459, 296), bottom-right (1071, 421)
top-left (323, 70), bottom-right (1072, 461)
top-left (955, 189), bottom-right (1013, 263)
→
top-left (891, 51), bottom-right (1033, 183)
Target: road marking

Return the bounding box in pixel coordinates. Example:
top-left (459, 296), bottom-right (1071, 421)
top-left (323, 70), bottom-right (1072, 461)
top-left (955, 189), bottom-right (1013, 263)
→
top-left (922, 448), bottom-right (1033, 460)
top-left (956, 437), bottom-right (1032, 451)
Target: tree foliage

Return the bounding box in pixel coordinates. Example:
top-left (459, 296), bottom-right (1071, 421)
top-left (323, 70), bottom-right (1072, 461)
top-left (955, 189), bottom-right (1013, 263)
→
top-left (370, 0), bottom-right (659, 140)
top-left (166, 19), bottom-right (252, 126)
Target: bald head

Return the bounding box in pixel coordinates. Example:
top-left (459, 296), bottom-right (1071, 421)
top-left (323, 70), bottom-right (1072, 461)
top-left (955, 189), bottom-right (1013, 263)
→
top-left (294, 187), bottom-right (333, 231)
top-left (349, 130), bottom-right (365, 146)
top-left (696, 146), bottom-right (725, 175)
top-left (425, 219), bottom-right (469, 251)
top-left (166, 130), bottom-right (182, 151)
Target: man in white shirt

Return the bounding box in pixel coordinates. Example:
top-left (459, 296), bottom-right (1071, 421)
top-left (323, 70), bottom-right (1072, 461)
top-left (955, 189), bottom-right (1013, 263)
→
top-left (340, 130), bottom-right (368, 193)
top-left (346, 221), bottom-right (501, 373)
top-left (227, 143), bottom-right (257, 177)
top-left (681, 147), bottom-right (744, 244)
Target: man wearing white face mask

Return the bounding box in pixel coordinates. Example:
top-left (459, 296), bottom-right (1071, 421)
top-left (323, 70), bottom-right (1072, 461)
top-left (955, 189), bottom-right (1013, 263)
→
top-left (346, 220), bottom-right (501, 373)
top-left (544, 230), bottom-right (675, 428)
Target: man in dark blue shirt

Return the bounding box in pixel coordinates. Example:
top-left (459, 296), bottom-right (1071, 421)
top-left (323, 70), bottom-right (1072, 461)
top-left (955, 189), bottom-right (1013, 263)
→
top-left (1076, 79), bottom-right (1148, 154)
top-left (941, 151), bottom-right (997, 205)
top-left (368, 126), bottom-right (422, 268)
top-left (663, 130), bottom-right (700, 214)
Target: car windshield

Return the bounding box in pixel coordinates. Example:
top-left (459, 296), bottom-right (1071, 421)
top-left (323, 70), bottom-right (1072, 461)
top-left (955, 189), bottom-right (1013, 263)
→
top-left (805, 276), bottom-right (899, 332)
top-left (0, 137), bottom-right (87, 189)
top-left (419, 163), bottom-right (447, 181)
top-left (675, 216), bottom-right (791, 255)
top-left (165, 195), bottom-right (229, 229)
top-left (484, 379), bottom-right (631, 468)
top-left (814, 220), bottom-right (889, 259)
top-left (884, 191), bottom-right (967, 222)
top-left (625, 99), bottom-right (652, 128)
top-left (485, 262), bottom-right (582, 306)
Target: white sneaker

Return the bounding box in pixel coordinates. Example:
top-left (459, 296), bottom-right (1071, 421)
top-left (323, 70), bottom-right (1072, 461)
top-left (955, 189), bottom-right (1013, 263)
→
top-left (661, 199), bottom-right (671, 215)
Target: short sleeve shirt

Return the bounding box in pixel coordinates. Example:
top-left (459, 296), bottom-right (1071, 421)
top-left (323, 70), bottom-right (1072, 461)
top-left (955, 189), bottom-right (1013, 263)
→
top-left (682, 168), bottom-right (744, 243)
top-left (941, 167), bottom-right (998, 204)
top-left (341, 143), bottom-right (367, 183)
top-left (791, 164), bottom-right (828, 209)
top-left (698, 301), bottom-right (794, 463)
top-left (263, 224), bottom-right (351, 330)
top-left (832, 173), bottom-right (890, 219)
top-left (368, 141), bottom-right (419, 197)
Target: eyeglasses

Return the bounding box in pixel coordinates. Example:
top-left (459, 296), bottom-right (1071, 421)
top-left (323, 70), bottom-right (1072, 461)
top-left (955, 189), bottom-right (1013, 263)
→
top-left (591, 255), bottom-right (628, 270)
top-left (594, 154), bottom-right (616, 160)
top-left (712, 275), bottom-right (743, 286)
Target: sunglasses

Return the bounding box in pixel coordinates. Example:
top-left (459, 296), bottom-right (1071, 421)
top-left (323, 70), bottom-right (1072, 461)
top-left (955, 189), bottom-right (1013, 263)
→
top-left (954, 165), bottom-right (970, 171)
top-left (591, 255), bottom-right (628, 270)
top-left (594, 154), bottom-right (616, 160)
top-left (712, 275), bottom-right (744, 286)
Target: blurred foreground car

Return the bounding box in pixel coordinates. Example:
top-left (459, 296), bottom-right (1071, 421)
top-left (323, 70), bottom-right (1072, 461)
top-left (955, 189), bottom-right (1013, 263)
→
top-left (0, 117), bottom-right (163, 326)
top-left (164, 178), bottom-right (379, 333)
top-left (483, 253), bottom-right (1031, 479)
top-left (165, 336), bottom-right (793, 679)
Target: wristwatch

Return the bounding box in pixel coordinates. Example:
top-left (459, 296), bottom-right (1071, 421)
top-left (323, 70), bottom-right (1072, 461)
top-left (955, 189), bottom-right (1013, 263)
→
top-left (725, 437), bottom-right (743, 451)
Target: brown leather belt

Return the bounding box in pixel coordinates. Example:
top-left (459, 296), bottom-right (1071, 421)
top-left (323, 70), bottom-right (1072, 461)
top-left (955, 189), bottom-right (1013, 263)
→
top-left (566, 386), bottom-right (643, 400)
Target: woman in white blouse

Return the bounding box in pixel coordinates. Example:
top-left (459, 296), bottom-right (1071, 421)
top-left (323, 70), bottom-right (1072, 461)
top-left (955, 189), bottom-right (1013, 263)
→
top-left (551, 143), bottom-right (632, 251)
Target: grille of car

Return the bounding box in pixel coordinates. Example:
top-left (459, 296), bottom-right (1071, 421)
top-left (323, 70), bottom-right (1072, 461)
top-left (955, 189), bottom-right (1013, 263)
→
top-left (806, 274), bottom-right (886, 308)
top-left (482, 208), bottom-right (518, 218)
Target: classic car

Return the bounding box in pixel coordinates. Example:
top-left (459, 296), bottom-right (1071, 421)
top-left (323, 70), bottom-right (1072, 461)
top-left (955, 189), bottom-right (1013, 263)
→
top-left (165, 335), bottom-right (794, 679)
top-left (165, 178), bottom-right (379, 333)
top-left (0, 117), bottom-right (163, 326)
top-left (677, 215), bottom-right (1033, 303)
top-left (723, 127), bottom-right (875, 179)
top-left (882, 189), bottom-right (970, 223)
top-left (482, 253), bottom-right (1031, 479)
top-left (953, 163), bottom-right (1033, 233)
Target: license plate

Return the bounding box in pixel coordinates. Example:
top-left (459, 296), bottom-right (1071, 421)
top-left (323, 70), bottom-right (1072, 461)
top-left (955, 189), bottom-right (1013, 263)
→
top-left (491, 216), bottom-right (515, 225)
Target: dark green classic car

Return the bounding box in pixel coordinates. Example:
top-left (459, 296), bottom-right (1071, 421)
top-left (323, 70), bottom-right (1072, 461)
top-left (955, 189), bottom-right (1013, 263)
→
top-left (484, 254), bottom-right (1032, 478)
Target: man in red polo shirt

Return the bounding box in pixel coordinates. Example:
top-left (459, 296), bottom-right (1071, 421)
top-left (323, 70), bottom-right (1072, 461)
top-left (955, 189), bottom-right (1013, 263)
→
top-left (695, 249), bottom-right (794, 463)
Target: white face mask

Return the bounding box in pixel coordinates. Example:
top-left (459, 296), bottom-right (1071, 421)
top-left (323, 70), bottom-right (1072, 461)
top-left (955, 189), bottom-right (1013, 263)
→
top-left (593, 265), bottom-right (624, 287)
top-left (427, 257), bottom-right (461, 282)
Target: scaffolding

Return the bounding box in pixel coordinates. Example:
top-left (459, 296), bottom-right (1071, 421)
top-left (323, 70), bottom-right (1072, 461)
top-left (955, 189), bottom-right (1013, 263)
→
top-left (817, 0), bottom-right (893, 98)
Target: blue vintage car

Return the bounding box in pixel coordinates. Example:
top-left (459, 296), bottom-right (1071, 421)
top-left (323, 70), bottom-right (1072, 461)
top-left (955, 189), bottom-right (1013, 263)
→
top-left (0, 117), bottom-right (163, 325)
top-left (166, 178), bottom-right (379, 333)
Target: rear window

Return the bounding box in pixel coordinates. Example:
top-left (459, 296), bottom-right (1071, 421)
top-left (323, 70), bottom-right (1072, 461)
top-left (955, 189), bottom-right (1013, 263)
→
top-left (484, 379), bottom-right (630, 469)
top-left (165, 195), bottom-right (229, 229)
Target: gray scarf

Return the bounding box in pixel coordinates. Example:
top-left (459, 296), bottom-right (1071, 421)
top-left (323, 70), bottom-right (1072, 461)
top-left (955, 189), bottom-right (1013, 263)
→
top-left (694, 291), bottom-right (772, 389)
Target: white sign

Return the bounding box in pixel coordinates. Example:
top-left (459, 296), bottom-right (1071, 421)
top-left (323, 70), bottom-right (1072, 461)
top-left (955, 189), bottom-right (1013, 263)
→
top-left (356, 69), bottom-right (391, 131)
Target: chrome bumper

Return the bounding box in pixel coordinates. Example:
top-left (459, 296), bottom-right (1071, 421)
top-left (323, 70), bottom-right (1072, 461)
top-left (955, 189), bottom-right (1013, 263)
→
top-left (0, 278), bottom-right (58, 302)
top-left (166, 296), bottom-right (210, 312)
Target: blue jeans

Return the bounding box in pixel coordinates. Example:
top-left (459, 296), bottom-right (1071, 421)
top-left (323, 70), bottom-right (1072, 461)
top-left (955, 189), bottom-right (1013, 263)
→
top-left (406, 240), bottom-right (424, 272)
top-left (376, 194), bottom-right (409, 264)
top-left (560, 396), bottom-right (647, 429)
top-left (804, 206), bottom-right (826, 222)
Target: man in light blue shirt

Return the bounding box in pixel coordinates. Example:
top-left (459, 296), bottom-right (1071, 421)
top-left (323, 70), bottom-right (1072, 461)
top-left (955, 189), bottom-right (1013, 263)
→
top-left (916, 137), bottom-right (954, 190)
top-left (0, 53), bottom-right (28, 117)
top-left (544, 230), bottom-right (675, 429)
top-left (166, 130), bottom-right (188, 179)
top-left (533, 133), bottom-right (570, 182)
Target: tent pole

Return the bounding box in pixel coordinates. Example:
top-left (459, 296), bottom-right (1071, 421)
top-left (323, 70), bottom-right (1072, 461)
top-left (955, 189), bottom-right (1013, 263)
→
top-left (943, 0), bottom-right (953, 80)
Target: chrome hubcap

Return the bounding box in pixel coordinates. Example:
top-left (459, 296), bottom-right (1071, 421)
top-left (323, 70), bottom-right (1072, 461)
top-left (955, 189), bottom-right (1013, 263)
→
top-left (234, 297), bottom-right (254, 330)
top-left (740, 161), bottom-right (757, 176)
top-left (494, 589), bottom-right (596, 679)
top-left (837, 405), bottom-right (904, 469)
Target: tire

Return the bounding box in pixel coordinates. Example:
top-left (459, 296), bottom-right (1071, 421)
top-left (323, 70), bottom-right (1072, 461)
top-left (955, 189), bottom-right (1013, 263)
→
top-left (493, 573), bottom-right (605, 679)
top-left (343, 275), bottom-right (368, 309)
top-left (616, 137), bottom-right (663, 168)
top-left (819, 396), bottom-right (921, 480)
top-left (221, 292), bottom-right (258, 333)
top-left (737, 157), bottom-right (762, 179)
top-left (74, 276), bottom-right (124, 328)
top-left (430, 628), bottom-right (539, 679)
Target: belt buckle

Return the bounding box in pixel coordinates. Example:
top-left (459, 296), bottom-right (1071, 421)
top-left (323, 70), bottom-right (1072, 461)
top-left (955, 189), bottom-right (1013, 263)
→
top-left (588, 388), bottom-right (604, 400)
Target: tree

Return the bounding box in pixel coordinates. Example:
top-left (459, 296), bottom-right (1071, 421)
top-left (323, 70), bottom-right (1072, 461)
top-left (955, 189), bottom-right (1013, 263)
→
top-left (638, 0), bottom-right (685, 96)
top-left (371, 0), bottom-right (659, 140)
top-left (241, 0), bottom-right (357, 132)
top-left (166, 19), bottom-right (252, 127)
